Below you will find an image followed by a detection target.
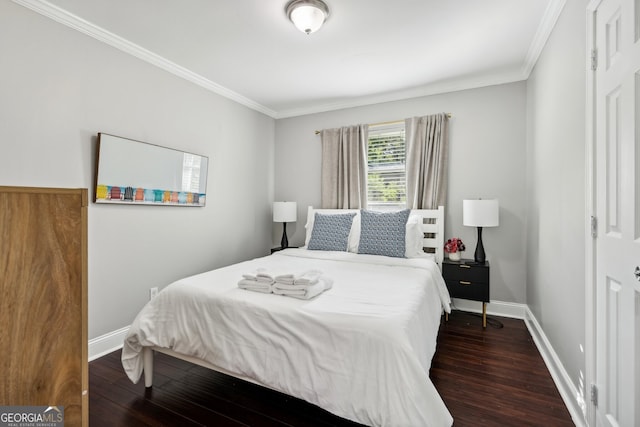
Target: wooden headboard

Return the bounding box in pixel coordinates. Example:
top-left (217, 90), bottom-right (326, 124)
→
top-left (306, 206), bottom-right (445, 267)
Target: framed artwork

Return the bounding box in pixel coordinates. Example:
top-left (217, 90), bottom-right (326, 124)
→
top-left (94, 133), bottom-right (208, 206)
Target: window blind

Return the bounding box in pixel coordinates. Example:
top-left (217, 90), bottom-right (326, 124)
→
top-left (367, 124), bottom-right (406, 209)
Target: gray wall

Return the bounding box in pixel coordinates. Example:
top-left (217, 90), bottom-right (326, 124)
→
top-left (525, 0), bottom-right (586, 401)
top-left (275, 82), bottom-right (528, 303)
top-left (0, 1), bottom-right (275, 339)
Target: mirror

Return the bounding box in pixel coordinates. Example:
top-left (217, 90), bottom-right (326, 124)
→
top-left (94, 133), bottom-right (208, 206)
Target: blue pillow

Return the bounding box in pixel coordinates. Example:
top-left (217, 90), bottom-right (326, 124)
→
top-left (358, 209), bottom-right (411, 258)
top-left (308, 212), bottom-right (356, 252)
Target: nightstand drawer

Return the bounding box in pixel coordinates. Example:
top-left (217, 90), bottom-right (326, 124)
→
top-left (442, 262), bottom-right (489, 283)
top-left (445, 279), bottom-right (489, 302)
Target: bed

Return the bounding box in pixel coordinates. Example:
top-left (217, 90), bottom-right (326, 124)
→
top-left (121, 206), bottom-right (453, 426)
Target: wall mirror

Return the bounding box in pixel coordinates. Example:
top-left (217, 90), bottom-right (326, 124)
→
top-left (94, 133), bottom-right (208, 206)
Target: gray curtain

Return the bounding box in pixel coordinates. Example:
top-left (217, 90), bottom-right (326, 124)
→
top-left (320, 125), bottom-right (368, 209)
top-left (405, 113), bottom-right (449, 209)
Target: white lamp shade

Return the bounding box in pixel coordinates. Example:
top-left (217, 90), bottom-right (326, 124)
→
top-left (273, 201), bottom-right (297, 223)
top-left (463, 199), bottom-right (499, 227)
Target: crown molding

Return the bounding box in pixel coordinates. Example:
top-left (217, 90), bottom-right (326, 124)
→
top-left (521, 0), bottom-right (567, 78)
top-left (12, 0), bottom-right (278, 118)
top-left (274, 71), bottom-right (527, 119)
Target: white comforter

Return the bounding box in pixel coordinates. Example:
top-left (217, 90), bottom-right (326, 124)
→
top-left (122, 248), bottom-right (453, 427)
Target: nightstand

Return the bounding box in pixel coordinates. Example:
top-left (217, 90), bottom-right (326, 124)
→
top-left (442, 258), bottom-right (490, 328)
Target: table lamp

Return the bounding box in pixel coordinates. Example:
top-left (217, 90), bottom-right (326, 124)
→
top-left (273, 201), bottom-right (297, 249)
top-left (463, 199), bottom-right (499, 263)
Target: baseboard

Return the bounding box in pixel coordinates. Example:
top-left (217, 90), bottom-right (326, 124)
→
top-left (524, 308), bottom-right (587, 427)
top-left (88, 326), bottom-right (129, 361)
top-left (450, 298), bottom-right (527, 319)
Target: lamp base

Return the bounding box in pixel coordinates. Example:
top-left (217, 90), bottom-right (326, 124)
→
top-left (474, 226), bottom-right (486, 264)
top-left (280, 222), bottom-right (289, 249)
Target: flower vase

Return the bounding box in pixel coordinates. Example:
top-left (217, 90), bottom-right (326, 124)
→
top-left (449, 251), bottom-right (461, 261)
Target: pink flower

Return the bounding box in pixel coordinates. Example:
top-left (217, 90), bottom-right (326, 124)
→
top-left (444, 238), bottom-right (466, 253)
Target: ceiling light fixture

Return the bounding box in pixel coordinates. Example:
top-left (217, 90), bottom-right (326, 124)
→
top-left (285, 0), bottom-right (329, 35)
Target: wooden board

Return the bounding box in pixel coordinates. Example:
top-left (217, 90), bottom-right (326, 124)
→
top-left (0, 186), bottom-right (88, 426)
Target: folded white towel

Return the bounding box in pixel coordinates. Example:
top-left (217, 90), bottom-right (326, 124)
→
top-left (242, 268), bottom-right (267, 281)
top-left (239, 273), bottom-right (333, 298)
top-left (294, 270), bottom-right (324, 286)
top-left (274, 273), bottom-right (296, 285)
top-left (256, 269), bottom-right (293, 283)
top-left (238, 278), bottom-right (272, 293)
top-left (273, 276), bottom-right (333, 300)
top-left (272, 283), bottom-right (312, 292)
top-left (272, 270), bottom-right (324, 285)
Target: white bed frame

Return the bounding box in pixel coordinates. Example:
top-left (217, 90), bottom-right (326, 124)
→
top-left (413, 206), bottom-right (445, 266)
top-left (142, 206), bottom-right (445, 388)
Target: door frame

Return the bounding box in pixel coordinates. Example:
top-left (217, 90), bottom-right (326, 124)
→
top-left (585, 1), bottom-right (601, 426)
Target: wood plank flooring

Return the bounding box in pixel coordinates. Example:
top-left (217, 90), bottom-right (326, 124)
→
top-left (431, 311), bottom-right (574, 426)
top-left (89, 312), bottom-right (574, 426)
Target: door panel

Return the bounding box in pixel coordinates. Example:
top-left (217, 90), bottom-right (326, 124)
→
top-left (595, 0), bottom-right (639, 426)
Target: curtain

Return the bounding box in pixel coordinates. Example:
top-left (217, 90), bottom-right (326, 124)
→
top-left (405, 113), bottom-right (449, 209)
top-left (320, 125), bottom-right (368, 209)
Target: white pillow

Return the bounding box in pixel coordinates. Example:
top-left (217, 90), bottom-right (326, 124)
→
top-left (405, 214), bottom-right (425, 257)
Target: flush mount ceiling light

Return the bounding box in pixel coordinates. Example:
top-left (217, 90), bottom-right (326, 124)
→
top-left (285, 0), bottom-right (330, 35)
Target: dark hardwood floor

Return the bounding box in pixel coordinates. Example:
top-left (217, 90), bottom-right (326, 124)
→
top-left (431, 312), bottom-right (574, 426)
top-left (89, 312), bottom-right (574, 426)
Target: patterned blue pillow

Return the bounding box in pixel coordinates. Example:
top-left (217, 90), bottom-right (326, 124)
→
top-left (358, 209), bottom-right (411, 258)
top-left (308, 212), bottom-right (356, 251)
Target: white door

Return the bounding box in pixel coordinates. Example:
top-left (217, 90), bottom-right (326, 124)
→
top-left (594, 0), bottom-right (640, 425)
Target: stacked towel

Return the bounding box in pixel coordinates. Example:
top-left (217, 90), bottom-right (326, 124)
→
top-left (256, 272), bottom-right (278, 283)
top-left (238, 269), bottom-right (273, 293)
top-left (293, 270), bottom-right (323, 286)
top-left (242, 268), bottom-right (266, 281)
top-left (237, 278), bottom-right (272, 293)
top-left (273, 273), bottom-right (295, 285)
top-left (238, 268), bottom-right (333, 299)
top-left (273, 274), bottom-right (333, 300)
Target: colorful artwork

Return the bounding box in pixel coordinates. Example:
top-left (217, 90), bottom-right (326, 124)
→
top-left (95, 184), bottom-right (206, 206)
top-left (94, 133), bottom-right (208, 207)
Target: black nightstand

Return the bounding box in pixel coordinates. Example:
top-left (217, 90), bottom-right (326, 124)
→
top-left (442, 258), bottom-right (490, 328)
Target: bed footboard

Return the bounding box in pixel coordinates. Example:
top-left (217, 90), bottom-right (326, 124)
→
top-left (143, 347), bottom-right (154, 388)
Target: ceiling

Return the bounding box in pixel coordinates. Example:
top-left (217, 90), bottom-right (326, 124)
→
top-left (17, 0), bottom-right (564, 118)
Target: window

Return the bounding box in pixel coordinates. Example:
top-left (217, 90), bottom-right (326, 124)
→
top-left (366, 123), bottom-right (406, 210)
top-left (181, 153), bottom-right (203, 192)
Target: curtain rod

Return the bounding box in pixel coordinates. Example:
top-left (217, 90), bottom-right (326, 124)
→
top-left (314, 113), bottom-right (452, 135)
